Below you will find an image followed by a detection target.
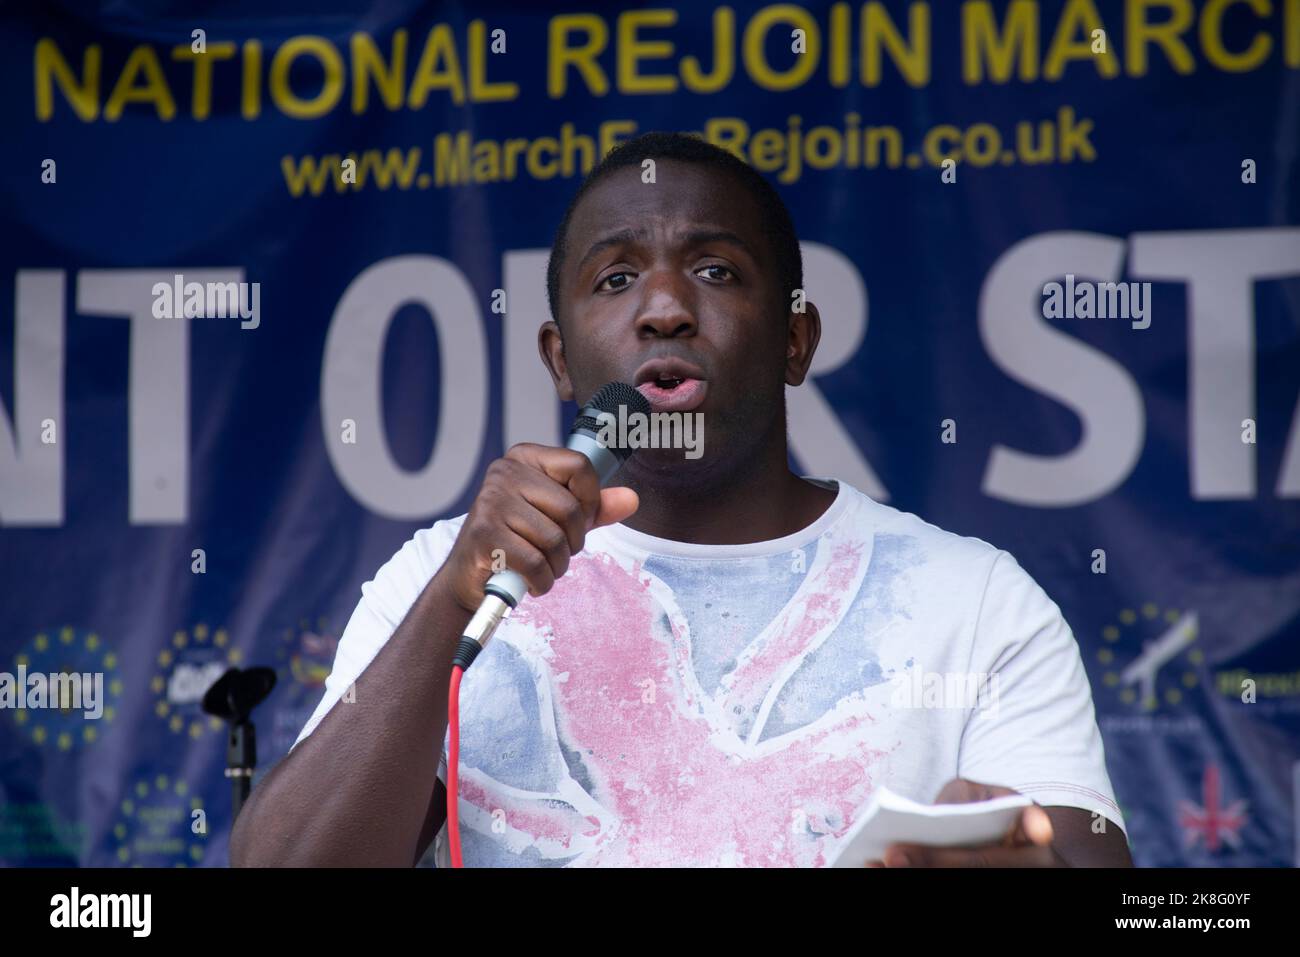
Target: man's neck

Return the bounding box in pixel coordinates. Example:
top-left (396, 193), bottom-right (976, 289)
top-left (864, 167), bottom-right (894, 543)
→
top-left (616, 446), bottom-right (838, 546)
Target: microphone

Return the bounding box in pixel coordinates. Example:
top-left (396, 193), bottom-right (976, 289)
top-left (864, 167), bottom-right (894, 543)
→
top-left (451, 381), bottom-right (651, 670)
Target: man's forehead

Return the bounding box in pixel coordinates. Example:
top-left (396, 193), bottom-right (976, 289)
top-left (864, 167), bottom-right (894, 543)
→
top-left (566, 160), bottom-right (762, 253)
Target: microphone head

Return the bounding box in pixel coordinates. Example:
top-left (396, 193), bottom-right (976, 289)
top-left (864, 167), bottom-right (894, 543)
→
top-left (573, 381), bottom-right (652, 461)
top-left (201, 666), bottom-right (277, 723)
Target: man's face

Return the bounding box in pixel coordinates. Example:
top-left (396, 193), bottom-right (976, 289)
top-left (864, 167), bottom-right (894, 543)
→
top-left (541, 159), bottom-right (820, 484)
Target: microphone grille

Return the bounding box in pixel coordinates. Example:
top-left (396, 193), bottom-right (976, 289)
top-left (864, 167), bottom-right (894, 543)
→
top-left (573, 381), bottom-right (652, 456)
top-left (588, 381), bottom-right (651, 419)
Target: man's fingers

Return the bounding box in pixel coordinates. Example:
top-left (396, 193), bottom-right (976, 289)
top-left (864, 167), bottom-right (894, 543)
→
top-left (505, 443), bottom-right (601, 526)
top-left (593, 487), bottom-right (639, 528)
top-left (563, 456), bottom-right (603, 528)
top-left (489, 527), bottom-right (556, 598)
top-left (995, 803), bottom-right (1054, 848)
top-left (501, 506), bottom-right (569, 589)
top-left (930, 778), bottom-right (1045, 848)
top-left (518, 478), bottom-right (587, 554)
top-left (934, 777), bottom-right (1017, 804)
top-left (512, 486), bottom-right (637, 566)
top-left (1022, 805), bottom-right (1054, 846)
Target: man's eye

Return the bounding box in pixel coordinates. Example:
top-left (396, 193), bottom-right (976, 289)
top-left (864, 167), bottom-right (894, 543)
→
top-left (697, 264), bottom-right (735, 282)
top-left (597, 271), bottom-right (633, 292)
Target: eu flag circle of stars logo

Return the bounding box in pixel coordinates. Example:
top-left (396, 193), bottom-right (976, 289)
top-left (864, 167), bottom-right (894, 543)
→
top-left (9, 626), bottom-right (122, 751)
top-left (151, 623), bottom-right (241, 738)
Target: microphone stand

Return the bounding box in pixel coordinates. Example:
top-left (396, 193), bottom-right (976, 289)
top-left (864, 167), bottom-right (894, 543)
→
top-left (202, 667), bottom-right (276, 820)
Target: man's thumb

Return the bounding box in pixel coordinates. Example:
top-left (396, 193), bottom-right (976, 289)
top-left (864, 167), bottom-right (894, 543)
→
top-left (593, 487), bottom-right (639, 528)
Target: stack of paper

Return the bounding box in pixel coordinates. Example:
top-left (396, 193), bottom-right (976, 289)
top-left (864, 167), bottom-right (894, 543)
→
top-left (829, 786), bottom-right (1033, 867)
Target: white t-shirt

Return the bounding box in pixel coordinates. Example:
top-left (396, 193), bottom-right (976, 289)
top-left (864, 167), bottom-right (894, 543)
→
top-left (293, 479), bottom-right (1124, 866)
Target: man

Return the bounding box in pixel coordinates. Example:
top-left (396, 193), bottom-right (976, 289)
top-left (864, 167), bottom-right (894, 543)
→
top-left (230, 131), bottom-right (1132, 867)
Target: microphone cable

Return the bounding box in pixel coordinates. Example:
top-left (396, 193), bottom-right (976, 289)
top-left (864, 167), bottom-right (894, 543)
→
top-left (446, 572), bottom-right (523, 868)
top-left (447, 662), bottom-right (466, 868)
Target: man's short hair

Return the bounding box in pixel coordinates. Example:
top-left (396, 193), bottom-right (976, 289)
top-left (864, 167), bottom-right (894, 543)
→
top-left (545, 131), bottom-right (803, 328)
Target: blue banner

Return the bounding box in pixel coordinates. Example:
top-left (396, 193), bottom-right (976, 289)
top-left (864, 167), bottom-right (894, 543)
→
top-left (2, 0), bottom-right (1298, 866)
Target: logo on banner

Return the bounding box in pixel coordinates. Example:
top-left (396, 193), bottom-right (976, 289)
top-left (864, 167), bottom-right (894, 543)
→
top-left (268, 617), bottom-right (338, 757)
top-left (1097, 605), bottom-right (1201, 712)
top-left (6, 627), bottom-right (122, 751)
top-left (276, 617), bottom-right (337, 689)
top-left (110, 774), bottom-right (208, 866)
top-left (151, 623), bottom-right (239, 738)
top-left (1177, 764), bottom-right (1248, 853)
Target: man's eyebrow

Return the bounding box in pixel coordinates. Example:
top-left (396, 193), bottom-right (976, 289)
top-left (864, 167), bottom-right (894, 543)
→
top-left (575, 227), bottom-right (757, 273)
top-left (576, 227), bottom-right (645, 274)
top-left (683, 229), bottom-right (756, 260)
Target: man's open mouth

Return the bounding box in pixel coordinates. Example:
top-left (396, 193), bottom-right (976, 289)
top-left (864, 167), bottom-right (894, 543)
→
top-left (635, 375), bottom-right (708, 413)
top-left (633, 358), bottom-right (709, 413)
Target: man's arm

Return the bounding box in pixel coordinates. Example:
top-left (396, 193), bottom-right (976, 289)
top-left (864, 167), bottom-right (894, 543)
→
top-left (229, 570), bottom-right (469, 867)
top-left (229, 444), bottom-right (637, 867)
top-left (936, 550), bottom-right (1130, 866)
top-left (1043, 805), bottom-right (1133, 867)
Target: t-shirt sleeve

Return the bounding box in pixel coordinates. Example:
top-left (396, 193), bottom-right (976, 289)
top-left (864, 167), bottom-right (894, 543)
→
top-left (957, 549), bottom-right (1126, 834)
top-left (290, 518), bottom-right (461, 753)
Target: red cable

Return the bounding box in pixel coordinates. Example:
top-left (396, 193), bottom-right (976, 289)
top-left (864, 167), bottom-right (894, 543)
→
top-left (447, 664), bottom-right (464, 868)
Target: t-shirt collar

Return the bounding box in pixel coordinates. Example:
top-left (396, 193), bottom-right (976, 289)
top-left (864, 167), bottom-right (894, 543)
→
top-left (595, 478), bottom-right (853, 560)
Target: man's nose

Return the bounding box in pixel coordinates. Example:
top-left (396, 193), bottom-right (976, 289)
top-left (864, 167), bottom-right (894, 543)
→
top-left (634, 271), bottom-right (697, 338)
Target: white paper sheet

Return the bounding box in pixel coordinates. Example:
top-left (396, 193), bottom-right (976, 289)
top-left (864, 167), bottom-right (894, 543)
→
top-left (829, 786), bottom-right (1034, 867)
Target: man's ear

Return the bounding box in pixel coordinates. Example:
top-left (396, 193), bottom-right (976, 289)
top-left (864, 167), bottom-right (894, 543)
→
top-left (538, 320), bottom-right (575, 402)
top-left (784, 300), bottom-right (822, 386)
